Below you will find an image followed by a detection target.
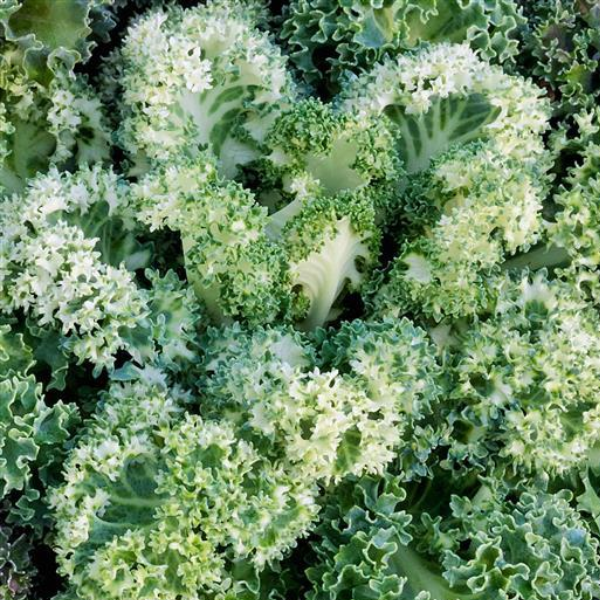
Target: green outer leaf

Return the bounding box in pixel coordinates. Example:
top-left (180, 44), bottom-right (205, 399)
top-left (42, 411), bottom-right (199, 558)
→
top-left (0, 0), bottom-right (117, 81)
top-left (281, 0), bottom-right (524, 94)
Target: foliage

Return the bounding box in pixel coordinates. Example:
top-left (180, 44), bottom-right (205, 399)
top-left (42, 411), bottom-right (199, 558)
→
top-left (2, 1), bottom-right (600, 599)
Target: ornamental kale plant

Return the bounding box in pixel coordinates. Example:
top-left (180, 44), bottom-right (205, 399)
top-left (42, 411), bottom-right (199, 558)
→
top-left (2, 1), bottom-right (600, 599)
